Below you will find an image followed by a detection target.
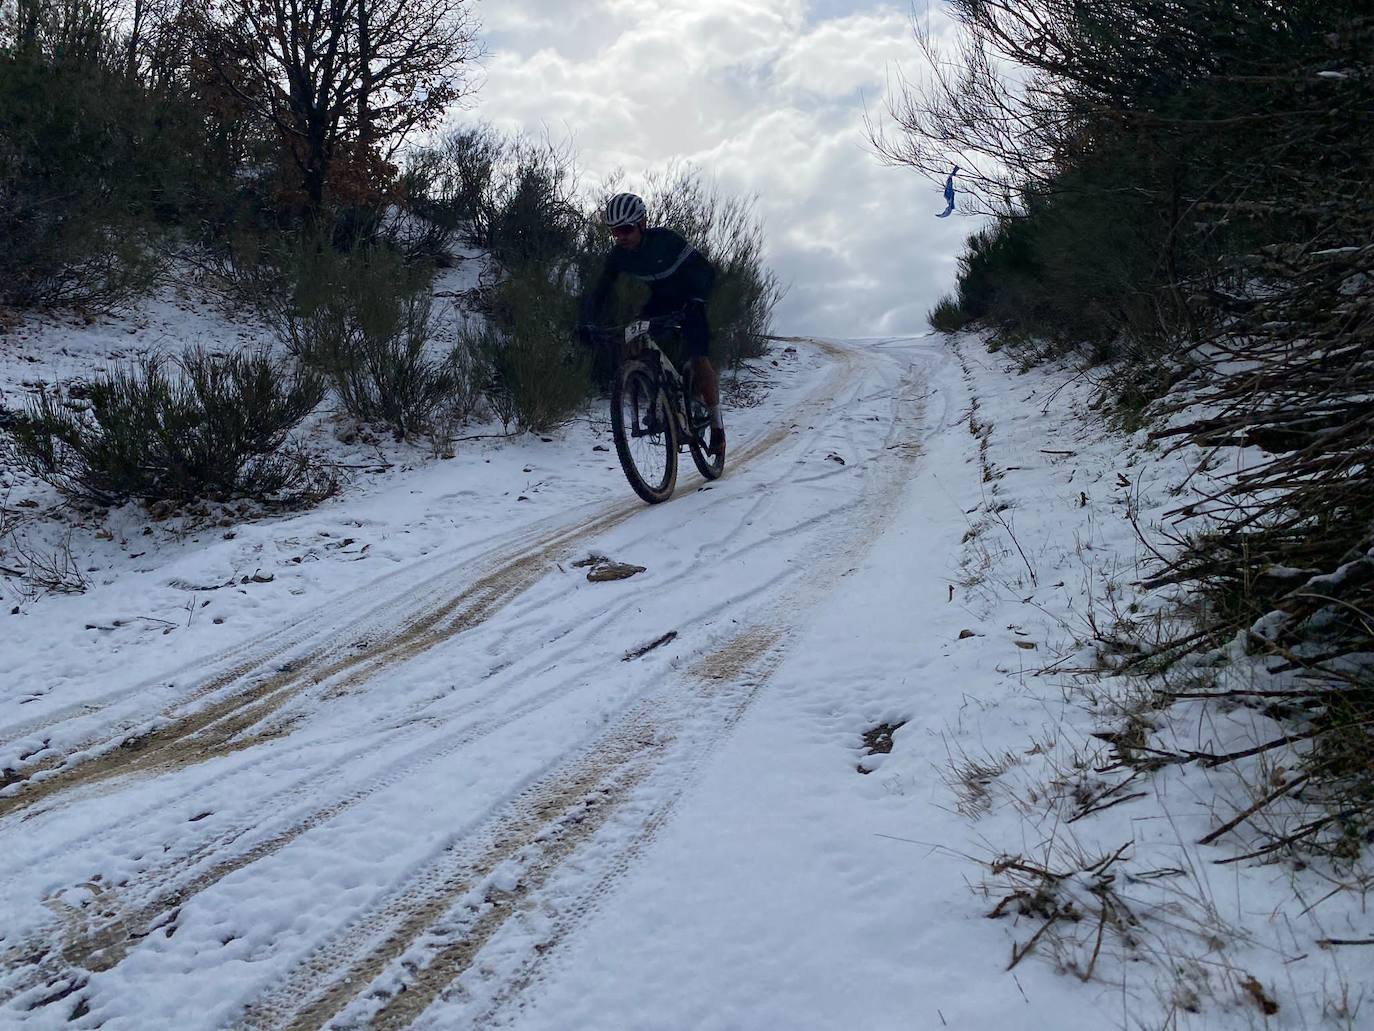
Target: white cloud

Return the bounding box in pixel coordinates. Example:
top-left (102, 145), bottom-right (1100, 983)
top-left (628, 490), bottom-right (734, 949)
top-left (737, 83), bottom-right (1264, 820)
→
top-left (772, 10), bottom-right (913, 98)
top-left (458, 0), bottom-right (979, 336)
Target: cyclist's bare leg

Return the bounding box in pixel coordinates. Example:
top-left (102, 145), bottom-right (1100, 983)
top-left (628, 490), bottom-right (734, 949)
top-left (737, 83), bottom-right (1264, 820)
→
top-left (689, 355), bottom-right (719, 408)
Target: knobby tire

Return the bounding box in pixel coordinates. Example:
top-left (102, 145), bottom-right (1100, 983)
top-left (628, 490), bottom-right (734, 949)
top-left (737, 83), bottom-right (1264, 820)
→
top-left (612, 360), bottom-right (677, 504)
top-left (683, 368), bottom-right (725, 481)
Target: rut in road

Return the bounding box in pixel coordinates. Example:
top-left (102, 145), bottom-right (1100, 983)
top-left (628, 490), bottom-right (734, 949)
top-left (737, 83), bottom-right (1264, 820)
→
top-left (0, 509), bottom-right (625, 823)
top-left (3, 543), bottom-right (807, 1014)
top-left (6, 570), bottom-right (684, 989)
top-left (0, 522), bottom-right (621, 1011)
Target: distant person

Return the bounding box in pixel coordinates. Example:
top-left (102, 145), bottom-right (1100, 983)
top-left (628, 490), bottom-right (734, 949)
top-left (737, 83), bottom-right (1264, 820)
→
top-left (580, 192), bottom-right (724, 457)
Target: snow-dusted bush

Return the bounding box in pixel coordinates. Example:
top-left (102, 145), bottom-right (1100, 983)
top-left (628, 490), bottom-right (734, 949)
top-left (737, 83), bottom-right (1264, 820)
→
top-left (927, 294), bottom-right (966, 333)
top-left (282, 243), bottom-right (462, 439)
top-left (305, 293), bottom-right (460, 440)
top-left (4, 350), bottom-right (329, 506)
top-left (460, 263), bottom-right (589, 433)
top-left (409, 125), bottom-right (583, 273)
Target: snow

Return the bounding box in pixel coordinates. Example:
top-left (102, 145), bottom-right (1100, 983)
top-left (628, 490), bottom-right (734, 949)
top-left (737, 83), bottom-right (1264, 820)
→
top-left (2, 298), bottom-right (1370, 1030)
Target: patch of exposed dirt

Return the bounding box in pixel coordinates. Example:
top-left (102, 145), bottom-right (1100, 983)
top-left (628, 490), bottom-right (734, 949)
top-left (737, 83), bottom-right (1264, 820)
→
top-left (857, 720), bottom-right (907, 774)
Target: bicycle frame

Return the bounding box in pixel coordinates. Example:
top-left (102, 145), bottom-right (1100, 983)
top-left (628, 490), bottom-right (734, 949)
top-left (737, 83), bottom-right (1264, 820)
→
top-left (623, 320), bottom-right (697, 445)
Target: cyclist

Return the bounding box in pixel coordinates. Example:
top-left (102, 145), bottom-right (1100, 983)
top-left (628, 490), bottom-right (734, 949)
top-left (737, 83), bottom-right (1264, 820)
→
top-left (580, 192), bottom-right (725, 457)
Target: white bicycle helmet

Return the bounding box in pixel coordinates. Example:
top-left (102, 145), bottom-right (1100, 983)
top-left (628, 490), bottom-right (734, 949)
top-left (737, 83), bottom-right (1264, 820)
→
top-left (604, 192), bottom-right (647, 228)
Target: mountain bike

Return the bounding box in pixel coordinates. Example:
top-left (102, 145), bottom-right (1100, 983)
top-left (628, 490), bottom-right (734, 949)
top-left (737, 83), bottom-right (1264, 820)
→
top-left (584, 316), bottom-right (725, 504)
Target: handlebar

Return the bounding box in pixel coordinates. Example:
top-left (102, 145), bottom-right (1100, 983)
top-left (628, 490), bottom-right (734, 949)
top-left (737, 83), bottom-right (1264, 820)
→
top-left (578, 314), bottom-right (684, 349)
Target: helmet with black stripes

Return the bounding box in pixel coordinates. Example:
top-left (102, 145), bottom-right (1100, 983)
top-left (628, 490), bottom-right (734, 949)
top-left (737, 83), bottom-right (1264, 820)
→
top-left (604, 192), bottom-right (647, 228)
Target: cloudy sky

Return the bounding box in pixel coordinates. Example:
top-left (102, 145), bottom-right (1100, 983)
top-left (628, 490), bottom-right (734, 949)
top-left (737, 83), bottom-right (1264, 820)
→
top-left (453, 0), bottom-right (977, 337)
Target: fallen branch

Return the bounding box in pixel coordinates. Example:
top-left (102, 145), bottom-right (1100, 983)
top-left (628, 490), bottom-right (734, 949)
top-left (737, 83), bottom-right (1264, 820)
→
top-left (1162, 688), bottom-right (1330, 700)
top-left (1213, 811), bottom-right (1351, 865)
top-left (622, 630), bottom-right (678, 662)
top-left (448, 430), bottom-right (524, 444)
top-left (990, 504), bottom-right (1038, 587)
top-left (1068, 790), bottom-right (1148, 823)
top-left (1198, 772), bottom-right (1313, 846)
top-left (1080, 906), bottom-right (1107, 982)
top-left (1008, 914), bottom-right (1059, 971)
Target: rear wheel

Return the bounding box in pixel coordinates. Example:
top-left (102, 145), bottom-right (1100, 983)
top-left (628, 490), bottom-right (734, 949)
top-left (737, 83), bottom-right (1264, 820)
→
top-left (611, 360), bottom-right (677, 504)
top-left (684, 369), bottom-right (725, 481)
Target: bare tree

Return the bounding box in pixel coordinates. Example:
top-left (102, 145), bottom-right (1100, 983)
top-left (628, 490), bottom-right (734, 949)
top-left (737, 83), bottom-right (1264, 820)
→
top-left (204, 0), bottom-right (481, 213)
top-left (867, 0), bottom-right (1332, 216)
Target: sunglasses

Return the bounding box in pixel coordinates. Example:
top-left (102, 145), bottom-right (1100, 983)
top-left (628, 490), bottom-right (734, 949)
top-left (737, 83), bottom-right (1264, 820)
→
top-left (608, 224), bottom-right (638, 237)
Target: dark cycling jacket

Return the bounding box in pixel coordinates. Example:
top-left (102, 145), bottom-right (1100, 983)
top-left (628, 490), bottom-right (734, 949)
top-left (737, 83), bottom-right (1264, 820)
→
top-left (582, 227), bottom-right (715, 321)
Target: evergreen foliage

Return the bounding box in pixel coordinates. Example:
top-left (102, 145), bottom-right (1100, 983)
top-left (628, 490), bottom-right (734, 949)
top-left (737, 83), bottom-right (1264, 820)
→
top-left (880, 0), bottom-right (1374, 848)
top-left (0, 0), bottom-right (186, 309)
top-left (461, 264), bottom-right (590, 433)
top-left (926, 294), bottom-right (965, 333)
top-left (5, 351), bottom-right (328, 504)
top-left (282, 244), bottom-right (458, 439)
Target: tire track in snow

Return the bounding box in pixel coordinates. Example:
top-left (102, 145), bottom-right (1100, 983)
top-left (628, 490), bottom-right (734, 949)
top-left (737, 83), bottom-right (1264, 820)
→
top-left (0, 525), bottom-right (636, 1009)
top-left (235, 625), bottom-right (789, 1031)
top-left (0, 516), bottom-right (562, 795)
top-left (464, 350), bottom-right (935, 1030)
top-left (232, 343), bottom-right (931, 1031)
top-left (0, 509), bottom-right (621, 823)
top-left (0, 518), bottom-right (545, 753)
top-left (370, 628), bottom-right (791, 1031)
top-left (462, 632), bottom-right (791, 1030)
top-left (0, 558), bottom-right (817, 1013)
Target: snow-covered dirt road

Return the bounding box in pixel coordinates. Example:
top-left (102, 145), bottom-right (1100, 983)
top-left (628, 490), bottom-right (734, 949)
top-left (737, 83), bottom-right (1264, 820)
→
top-left (4, 336), bottom-right (1029, 1030)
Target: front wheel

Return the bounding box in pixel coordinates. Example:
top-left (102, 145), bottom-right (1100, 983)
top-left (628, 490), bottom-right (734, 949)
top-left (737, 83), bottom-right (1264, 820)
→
top-left (611, 360), bottom-right (678, 504)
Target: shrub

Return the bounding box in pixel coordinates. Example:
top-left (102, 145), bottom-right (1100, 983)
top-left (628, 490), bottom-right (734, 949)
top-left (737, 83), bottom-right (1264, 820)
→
top-left (484, 138), bottom-right (583, 272)
top-left (391, 149), bottom-right (464, 264)
top-left (5, 350), bottom-right (329, 505)
top-left (0, 46), bottom-right (166, 311)
top-left (411, 124), bottom-right (504, 245)
top-left (927, 294), bottom-right (966, 333)
top-left (463, 262), bottom-right (590, 433)
top-left (406, 126), bottom-right (583, 273)
top-left (0, 0), bottom-right (249, 313)
top-left (312, 294), bottom-right (459, 439)
top-left (284, 242), bottom-right (461, 438)
top-left (953, 220), bottom-right (1041, 333)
